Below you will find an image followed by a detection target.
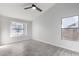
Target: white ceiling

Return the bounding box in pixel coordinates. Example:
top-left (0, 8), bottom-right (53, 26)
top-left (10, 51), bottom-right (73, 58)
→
top-left (0, 3), bottom-right (55, 21)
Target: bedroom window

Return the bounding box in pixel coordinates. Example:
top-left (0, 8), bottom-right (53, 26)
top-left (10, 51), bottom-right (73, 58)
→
top-left (61, 16), bottom-right (79, 41)
top-left (62, 16), bottom-right (78, 28)
top-left (10, 22), bottom-right (24, 37)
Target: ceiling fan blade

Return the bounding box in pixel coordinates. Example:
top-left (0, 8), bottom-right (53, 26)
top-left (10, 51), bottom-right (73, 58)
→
top-left (24, 6), bottom-right (32, 9)
top-left (35, 6), bottom-right (42, 12)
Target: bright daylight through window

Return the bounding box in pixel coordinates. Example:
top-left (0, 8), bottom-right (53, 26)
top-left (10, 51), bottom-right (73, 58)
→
top-left (10, 22), bottom-right (25, 37)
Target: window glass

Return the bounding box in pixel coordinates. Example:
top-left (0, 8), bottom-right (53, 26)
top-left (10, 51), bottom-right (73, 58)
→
top-left (10, 22), bottom-right (25, 37)
top-left (62, 16), bottom-right (78, 28)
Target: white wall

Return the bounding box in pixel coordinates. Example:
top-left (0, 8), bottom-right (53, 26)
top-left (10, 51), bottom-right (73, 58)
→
top-left (32, 3), bottom-right (79, 52)
top-left (0, 15), bottom-right (32, 44)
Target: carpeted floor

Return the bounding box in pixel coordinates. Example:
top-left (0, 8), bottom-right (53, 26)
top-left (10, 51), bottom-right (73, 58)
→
top-left (0, 39), bottom-right (79, 56)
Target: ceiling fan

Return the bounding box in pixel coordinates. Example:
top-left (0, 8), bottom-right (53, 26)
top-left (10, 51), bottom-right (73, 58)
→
top-left (24, 4), bottom-right (42, 12)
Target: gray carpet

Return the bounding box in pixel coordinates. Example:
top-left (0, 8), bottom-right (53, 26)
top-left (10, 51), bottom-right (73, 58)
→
top-left (0, 39), bottom-right (79, 56)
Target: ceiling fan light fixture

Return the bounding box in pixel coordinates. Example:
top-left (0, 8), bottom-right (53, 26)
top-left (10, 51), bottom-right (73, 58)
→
top-left (24, 3), bottom-right (42, 12)
top-left (32, 6), bottom-right (36, 10)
